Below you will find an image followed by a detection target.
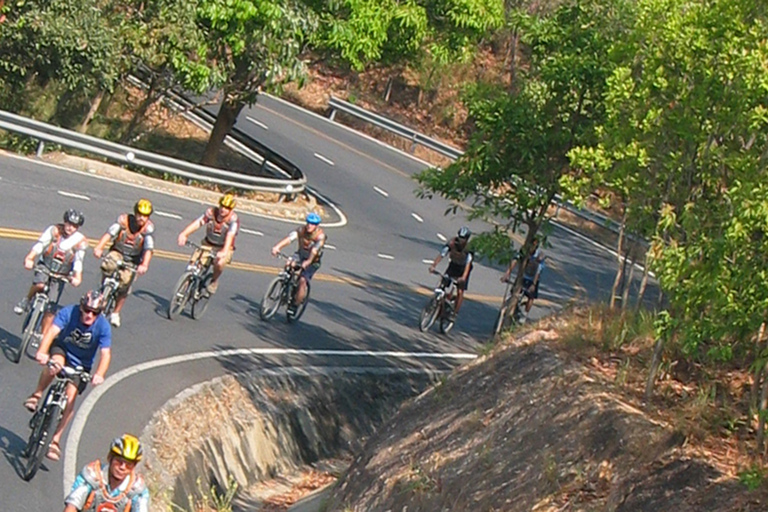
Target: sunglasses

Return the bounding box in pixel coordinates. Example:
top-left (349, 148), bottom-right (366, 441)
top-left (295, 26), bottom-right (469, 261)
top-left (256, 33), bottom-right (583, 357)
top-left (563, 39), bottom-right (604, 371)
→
top-left (81, 307), bottom-right (101, 316)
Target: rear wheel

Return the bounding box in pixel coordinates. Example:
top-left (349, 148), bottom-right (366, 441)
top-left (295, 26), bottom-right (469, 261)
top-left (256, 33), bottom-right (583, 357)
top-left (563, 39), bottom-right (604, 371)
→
top-left (260, 277), bottom-right (285, 320)
top-left (168, 273), bottom-right (194, 320)
top-left (439, 299), bottom-right (456, 334)
top-left (419, 295), bottom-right (441, 332)
top-left (16, 298), bottom-right (44, 364)
top-left (286, 281), bottom-right (310, 323)
top-left (191, 272), bottom-right (213, 320)
top-left (22, 402), bottom-right (58, 481)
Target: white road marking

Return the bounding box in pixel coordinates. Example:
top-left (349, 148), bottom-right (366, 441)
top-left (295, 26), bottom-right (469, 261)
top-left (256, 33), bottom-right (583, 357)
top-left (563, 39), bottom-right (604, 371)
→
top-left (241, 228), bottom-right (264, 236)
top-left (436, 233), bottom-right (447, 242)
top-left (57, 190), bottom-right (90, 201)
top-left (65, 347), bottom-right (477, 493)
top-left (313, 153), bottom-right (335, 166)
top-left (373, 186), bottom-right (389, 197)
top-left (377, 253), bottom-right (395, 260)
top-left (422, 259), bottom-right (433, 264)
top-left (154, 210), bottom-right (182, 219)
top-left (246, 116), bottom-right (269, 130)
top-left (411, 213), bottom-right (424, 223)
top-left (325, 244), bottom-right (337, 250)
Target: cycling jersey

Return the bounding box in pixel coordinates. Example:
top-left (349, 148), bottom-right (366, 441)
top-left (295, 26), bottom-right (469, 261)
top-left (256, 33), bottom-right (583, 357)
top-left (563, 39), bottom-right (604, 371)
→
top-left (66, 460), bottom-right (149, 512)
top-left (288, 225), bottom-right (326, 264)
top-left (522, 248), bottom-right (544, 280)
top-left (107, 214), bottom-right (155, 264)
top-left (199, 207), bottom-right (239, 247)
top-left (440, 238), bottom-right (473, 268)
top-left (53, 305), bottom-right (111, 370)
top-left (33, 224), bottom-right (87, 275)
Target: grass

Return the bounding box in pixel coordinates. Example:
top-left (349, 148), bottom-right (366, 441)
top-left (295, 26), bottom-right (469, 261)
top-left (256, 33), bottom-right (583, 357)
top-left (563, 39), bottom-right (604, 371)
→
top-left (171, 476), bottom-right (239, 512)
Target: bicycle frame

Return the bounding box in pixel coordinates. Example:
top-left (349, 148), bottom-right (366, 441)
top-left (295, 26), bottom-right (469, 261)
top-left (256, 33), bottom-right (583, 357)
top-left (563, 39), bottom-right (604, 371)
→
top-left (100, 258), bottom-right (136, 315)
top-left (16, 269), bottom-right (68, 363)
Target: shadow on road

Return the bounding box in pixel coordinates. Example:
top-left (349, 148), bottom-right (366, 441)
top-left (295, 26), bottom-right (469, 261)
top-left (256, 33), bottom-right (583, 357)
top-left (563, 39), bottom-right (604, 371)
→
top-left (133, 288), bottom-right (172, 318)
top-left (0, 324), bottom-right (22, 363)
top-left (0, 423), bottom-right (50, 480)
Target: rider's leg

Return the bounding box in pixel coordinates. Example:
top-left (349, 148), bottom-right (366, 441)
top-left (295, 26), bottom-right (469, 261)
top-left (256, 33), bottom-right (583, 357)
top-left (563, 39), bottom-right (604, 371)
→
top-left (26, 282), bottom-right (45, 300)
top-left (208, 251), bottom-right (229, 292)
top-left (296, 276), bottom-right (309, 304)
top-left (455, 289), bottom-right (465, 314)
top-left (112, 293), bottom-right (127, 314)
top-left (39, 310), bottom-right (55, 334)
top-left (51, 381), bottom-right (79, 446)
top-left (29, 352), bottom-right (65, 402)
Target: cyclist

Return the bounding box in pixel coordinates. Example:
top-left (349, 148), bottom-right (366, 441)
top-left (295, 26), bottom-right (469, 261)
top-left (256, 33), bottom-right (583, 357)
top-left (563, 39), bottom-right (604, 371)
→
top-left (177, 193), bottom-right (240, 295)
top-left (64, 433), bottom-right (149, 512)
top-left (14, 209), bottom-right (88, 334)
top-left (24, 290), bottom-right (112, 462)
top-left (428, 226), bottom-right (473, 320)
top-left (93, 199), bottom-right (155, 327)
top-left (501, 237), bottom-right (545, 324)
top-left (270, 212), bottom-right (326, 313)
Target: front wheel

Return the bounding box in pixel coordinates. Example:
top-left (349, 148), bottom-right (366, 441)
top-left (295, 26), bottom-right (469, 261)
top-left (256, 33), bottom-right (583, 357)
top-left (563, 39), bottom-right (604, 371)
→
top-left (260, 277), bottom-right (285, 321)
top-left (286, 281), bottom-right (310, 323)
top-left (22, 402), bottom-right (58, 481)
top-left (168, 273), bottom-right (194, 320)
top-left (16, 298), bottom-right (44, 364)
top-left (439, 298), bottom-right (456, 334)
top-left (101, 283), bottom-right (117, 317)
top-left (191, 273), bottom-right (213, 320)
top-left (419, 295), bottom-right (441, 332)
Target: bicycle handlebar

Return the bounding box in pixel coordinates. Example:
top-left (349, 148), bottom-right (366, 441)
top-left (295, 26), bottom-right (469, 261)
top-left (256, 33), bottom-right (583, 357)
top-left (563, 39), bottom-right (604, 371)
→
top-left (48, 360), bottom-right (90, 382)
top-left (36, 265), bottom-right (71, 282)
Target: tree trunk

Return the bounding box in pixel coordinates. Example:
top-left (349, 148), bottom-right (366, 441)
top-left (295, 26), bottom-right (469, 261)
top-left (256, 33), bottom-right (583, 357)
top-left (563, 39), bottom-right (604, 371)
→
top-left (635, 252), bottom-right (651, 311)
top-left (610, 214), bottom-right (627, 310)
top-left (384, 77), bottom-right (394, 103)
top-left (508, 29), bottom-right (520, 89)
top-left (121, 76), bottom-right (161, 143)
top-left (621, 250), bottom-right (635, 312)
top-left (757, 359), bottom-right (768, 454)
top-left (645, 337), bottom-right (665, 401)
top-left (201, 97), bottom-right (244, 167)
top-left (79, 90), bottom-right (105, 134)
top-left (751, 321), bottom-right (767, 410)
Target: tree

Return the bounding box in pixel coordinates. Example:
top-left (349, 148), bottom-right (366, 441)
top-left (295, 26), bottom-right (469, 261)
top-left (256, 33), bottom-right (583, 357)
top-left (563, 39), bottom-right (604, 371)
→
top-left (417, 0), bottom-right (630, 288)
top-left (196, 0), bottom-right (317, 166)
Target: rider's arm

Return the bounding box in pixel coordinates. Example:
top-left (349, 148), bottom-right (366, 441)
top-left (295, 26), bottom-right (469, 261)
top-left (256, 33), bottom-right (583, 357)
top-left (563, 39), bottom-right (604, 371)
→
top-left (272, 231), bottom-right (297, 256)
top-left (93, 227), bottom-right (117, 258)
top-left (64, 469), bottom-right (93, 511)
top-left (302, 233), bottom-right (326, 269)
top-left (24, 225), bottom-right (55, 268)
top-left (222, 215), bottom-right (240, 253)
top-left (35, 306), bottom-right (68, 363)
top-left (430, 245), bottom-right (450, 271)
top-left (502, 258), bottom-right (518, 281)
top-left (460, 253), bottom-right (473, 281)
top-left (91, 347), bottom-right (111, 386)
top-left (178, 216), bottom-right (204, 245)
top-left (69, 241), bottom-right (87, 287)
top-left (137, 225), bottom-right (155, 274)
top-left (131, 485), bottom-right (151, 512)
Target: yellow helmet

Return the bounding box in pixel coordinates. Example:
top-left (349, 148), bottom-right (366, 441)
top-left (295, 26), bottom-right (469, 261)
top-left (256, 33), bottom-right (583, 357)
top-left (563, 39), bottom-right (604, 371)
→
top-left (110, 433), bottom-right (143, 462)
top-left (219, 193), bottom-right (236, 209)
top-left (134, 199), bottom-right (153, 216)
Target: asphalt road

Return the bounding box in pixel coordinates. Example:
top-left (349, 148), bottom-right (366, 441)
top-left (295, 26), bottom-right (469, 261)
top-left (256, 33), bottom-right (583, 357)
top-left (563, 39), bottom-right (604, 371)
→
top-left (0, 96), bottom-right (623, 508)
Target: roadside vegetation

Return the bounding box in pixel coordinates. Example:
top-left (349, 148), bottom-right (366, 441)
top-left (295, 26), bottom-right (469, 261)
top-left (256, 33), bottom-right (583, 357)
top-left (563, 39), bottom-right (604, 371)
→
top-left (1, 0), bottom-right (768, 500)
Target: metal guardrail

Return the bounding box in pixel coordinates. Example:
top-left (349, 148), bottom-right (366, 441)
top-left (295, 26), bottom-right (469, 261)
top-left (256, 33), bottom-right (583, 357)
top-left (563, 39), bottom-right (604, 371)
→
top-left (326, 95), bottom-right (634, 241)
top-left (0, 108), bottom-right (306, 196)
top-left (328, 95), bottom-right (463, 160)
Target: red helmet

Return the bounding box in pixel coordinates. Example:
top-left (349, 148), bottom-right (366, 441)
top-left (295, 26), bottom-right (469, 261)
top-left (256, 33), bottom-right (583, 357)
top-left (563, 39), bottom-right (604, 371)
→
top-left (80, 290), bottom-right (105, 313)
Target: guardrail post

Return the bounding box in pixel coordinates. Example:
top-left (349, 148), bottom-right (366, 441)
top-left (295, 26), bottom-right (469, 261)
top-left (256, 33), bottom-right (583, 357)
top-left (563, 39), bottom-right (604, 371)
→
top-left (409, 134), bottom-right (418, 154)
top-left (36, 140), bottom-right (45, 158)
top-left (329, 108), bottom-right (337, 122)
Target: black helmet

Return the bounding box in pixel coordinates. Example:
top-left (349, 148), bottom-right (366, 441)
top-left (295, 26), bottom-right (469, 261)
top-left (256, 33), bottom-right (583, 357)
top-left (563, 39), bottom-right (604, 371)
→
top-left (80, 290), bottom-right (105, 313)
top-left (63, 209), bottom-right (85, 227)
top-left (457, 226), bottom-right (471, 240)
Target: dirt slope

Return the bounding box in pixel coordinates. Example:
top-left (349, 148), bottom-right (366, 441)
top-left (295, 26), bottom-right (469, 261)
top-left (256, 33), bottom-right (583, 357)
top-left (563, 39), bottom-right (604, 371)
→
top-left (323, 329), bottom-right (767, 511)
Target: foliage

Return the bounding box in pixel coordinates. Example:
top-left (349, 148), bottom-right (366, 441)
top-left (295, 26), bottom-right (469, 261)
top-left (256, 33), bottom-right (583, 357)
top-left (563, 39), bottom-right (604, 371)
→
top-left (417, 0), bottom-right (628, 265)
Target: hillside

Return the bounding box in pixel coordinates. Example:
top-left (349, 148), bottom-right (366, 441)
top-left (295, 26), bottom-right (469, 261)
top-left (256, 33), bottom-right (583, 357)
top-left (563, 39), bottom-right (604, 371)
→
top-left (322, 310), bottom-right (768, 511)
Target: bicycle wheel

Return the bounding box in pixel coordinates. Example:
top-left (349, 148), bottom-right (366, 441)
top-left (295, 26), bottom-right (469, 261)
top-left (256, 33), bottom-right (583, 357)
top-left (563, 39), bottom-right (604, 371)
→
top-left (260, 277), bottom-right (285, 320)
top-left (22, 400), bottom-right (59, 481)
top-left (168, 273), bottom-right (194, 320)
top-left (419, 295), bottom-right (441, 332)
top-left (101, 284), bottom-right (117, 317)
top-left (16, 298), bottom-right (44, 364)
top-left (286, 281), bottom-right (310, 323)
top-left (191, 273), bottom-right (213, 320)
top-left (439, 300), bottom-right (456, 334)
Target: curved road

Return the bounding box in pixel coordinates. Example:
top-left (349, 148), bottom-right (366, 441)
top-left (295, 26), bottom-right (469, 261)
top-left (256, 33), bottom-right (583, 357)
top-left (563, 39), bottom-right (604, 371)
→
top-left (0, 97), bottom-right (620, 509)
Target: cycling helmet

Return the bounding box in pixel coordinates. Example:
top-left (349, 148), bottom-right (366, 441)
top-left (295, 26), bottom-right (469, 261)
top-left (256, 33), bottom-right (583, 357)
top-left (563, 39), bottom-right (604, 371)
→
top-left (306, 212), bottom-right (321, 225)
top-left (110, 433), bottom-right (143, 463)
top-left (63, 209), bottom-right (85, 227)
top-left (457, 226), bottom-right (471, 240)
top-left (134, 199), bottom-right (153, 216)
top-left (219, 193), bottom-right (237, 209)
top-left (80, 290), bottom-right (105, 313)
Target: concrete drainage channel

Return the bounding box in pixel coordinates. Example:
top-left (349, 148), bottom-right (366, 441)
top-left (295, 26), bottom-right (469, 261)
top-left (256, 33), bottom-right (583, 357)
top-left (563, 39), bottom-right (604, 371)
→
top-left (142, 368), bottom-right (438, 511)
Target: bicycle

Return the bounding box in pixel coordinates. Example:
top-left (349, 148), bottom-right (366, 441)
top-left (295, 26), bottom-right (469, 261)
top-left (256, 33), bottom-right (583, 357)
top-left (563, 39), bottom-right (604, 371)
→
top-left (419, 270), bottom-right (459, 334)
top-left (22, 361), bottom-right (89, 481)
top-left (99, 257), bottom-right (136, 317)
top-left (15, 266), bottom-right (69, 364)
top-left (493, 277), bottom-right (527, 335)
top-left (259, 253), bottom-right (311, 323)
top-left (167, 242), bottom-right (216, 320)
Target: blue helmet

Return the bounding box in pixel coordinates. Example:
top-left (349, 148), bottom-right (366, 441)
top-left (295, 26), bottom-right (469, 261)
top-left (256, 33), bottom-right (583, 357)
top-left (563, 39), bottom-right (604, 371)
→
top-left (306, 212), bottom-right (321, 225)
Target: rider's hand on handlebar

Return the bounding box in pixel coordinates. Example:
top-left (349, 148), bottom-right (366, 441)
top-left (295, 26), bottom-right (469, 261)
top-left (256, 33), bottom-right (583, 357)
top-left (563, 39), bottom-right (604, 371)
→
top-left (91, 374), bottom-right (104, 386)
top-left (137, 262), bottom-right (149, 276)
top-left (428, 266), bottom-right (435, 274)
top-left (271, 246), bottom-right (279, 257)
top-left (24, 256), bottom-right (35, 270)
top-left (93, 247), bottom-right (103, 259)
top-left (177, 234), bottom-right (187, 247)
top-left (70, 274), bottom-right (82, 287)
top-left (35, 351), bottom-right (50, 367)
